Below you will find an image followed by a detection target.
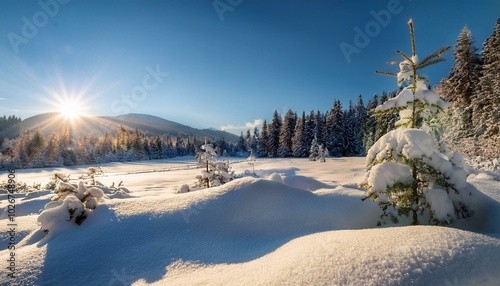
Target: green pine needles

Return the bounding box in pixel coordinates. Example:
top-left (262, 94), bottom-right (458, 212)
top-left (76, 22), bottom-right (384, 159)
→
top-left (362, 19), bottom-right (471, 226)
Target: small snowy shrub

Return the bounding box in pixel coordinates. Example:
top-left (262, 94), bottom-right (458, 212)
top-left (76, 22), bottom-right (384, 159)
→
top-left (195, 141), bottom-right (234, 188)
top-left (309, 137), bottom-right (327, 162)
top-left (44, 172), bottom-right (70, 191)
top-left (78, 166), bottom-right (104, 185)
top-left (38, 180), bottom-right (106, 233)
top-left (38, 196), bottom-right (87, 232)
top-left (362, 19), bottom-right (471, 226)
top-left (246, 152), bottom-right (257, 174)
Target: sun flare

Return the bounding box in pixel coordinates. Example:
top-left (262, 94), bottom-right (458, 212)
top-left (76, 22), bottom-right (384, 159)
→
top-left (59, 101), bottom-right (83, 120)
top-left (56, 98), bottom-right (87, 121)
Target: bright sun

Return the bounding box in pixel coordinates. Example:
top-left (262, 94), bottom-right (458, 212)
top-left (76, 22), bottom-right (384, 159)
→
top-left (59, 101), bottom-right (83, 120)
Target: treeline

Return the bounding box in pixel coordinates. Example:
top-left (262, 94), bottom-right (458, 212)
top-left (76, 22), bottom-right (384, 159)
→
top-left (0, 124), bottom-right (239, 169)
top-left (437, 20), bottom-right (500, 159)
top-left (239, 91), bottom-right (398, 159)
top-left (0, 115), bottom-right (22, 132)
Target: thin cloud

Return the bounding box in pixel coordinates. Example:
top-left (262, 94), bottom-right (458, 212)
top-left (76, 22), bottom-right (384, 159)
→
top-left (220, 119), bottom-right (264, 135)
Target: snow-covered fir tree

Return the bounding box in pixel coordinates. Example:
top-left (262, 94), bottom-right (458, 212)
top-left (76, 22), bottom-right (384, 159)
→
top-left (439, 26), bottom-right (482, 140)
top-left (472, 19), bottom-right (500, 137)
top-left (362, 95), bottom-right (379, 152)
top-left (291, 112), bottom-right (307, 157)
top-left (303, 111), bottom-right (316, 156)
top-left (308, 136), bottom-right (320, 161)
top-left (277, 109), bottom-right (296, 157)
top-left (256, 120), bottom-right (270, 157)
top-left (269, 110), bottom-right (282, 157)
top-left (362, 19), bottom-right (471, 226)
top-left (343, 101), bottom-right (357, 156)
top-left (353, 95), bottom-right (367, 155)
top-left (328, 100), bottom-right (345, 156)
top-left (195, 140), bottom-right (234, 188)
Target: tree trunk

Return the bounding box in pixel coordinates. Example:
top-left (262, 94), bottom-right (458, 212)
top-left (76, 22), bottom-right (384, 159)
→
top-left (411, 164), bottom-right (419, 225)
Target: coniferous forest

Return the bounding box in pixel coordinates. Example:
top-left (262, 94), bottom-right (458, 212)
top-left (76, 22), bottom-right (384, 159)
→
top-left (0, 19), bottom-right (498, 170)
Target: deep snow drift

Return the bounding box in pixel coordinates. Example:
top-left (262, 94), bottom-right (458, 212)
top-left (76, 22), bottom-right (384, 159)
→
top-left (0, 157), bottom-right (499, 285)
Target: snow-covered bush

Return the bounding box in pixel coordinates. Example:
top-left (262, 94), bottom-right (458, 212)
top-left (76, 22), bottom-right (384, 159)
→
top-left (38, 196), bottom-right (87, 232)
top-left (38, 181), bottom-right (106, 233)
top-left (308, 137), bottom-right (328, 162)
top-left (195, 141), bottom-right (234, 188)
top-left (78, 166), bottom-right (104, 185)
top-left (0, 180), bottom-right (41, 193)
top-left (44, 172), bottom-right (70, 190)
top-left (362, 19), bottom-right (472, 226)
top-left (246, 152), bottom-right (257, 174)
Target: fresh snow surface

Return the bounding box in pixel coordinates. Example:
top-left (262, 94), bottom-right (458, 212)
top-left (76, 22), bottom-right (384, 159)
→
top-left (0, 157), bottom-right (499, 285)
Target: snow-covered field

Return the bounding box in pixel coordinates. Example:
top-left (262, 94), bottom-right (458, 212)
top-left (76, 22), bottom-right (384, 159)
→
top-left (1, 157), bottom-right (499, 285)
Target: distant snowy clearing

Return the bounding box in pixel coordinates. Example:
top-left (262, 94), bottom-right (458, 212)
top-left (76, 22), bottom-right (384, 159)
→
top-left (1, 157), bottom-right (499, 285)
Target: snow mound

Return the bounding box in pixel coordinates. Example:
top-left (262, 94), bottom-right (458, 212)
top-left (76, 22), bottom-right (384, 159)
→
top-left (2, 177), bottom-right (379, 285)
top-left (152, 227), bottom-right (500, 286)
top-left (266, 172), bottom-right (284, 184)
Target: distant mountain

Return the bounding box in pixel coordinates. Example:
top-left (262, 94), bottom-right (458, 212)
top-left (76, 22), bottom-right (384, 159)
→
top-left (0, 113), bottom-right (240, 143)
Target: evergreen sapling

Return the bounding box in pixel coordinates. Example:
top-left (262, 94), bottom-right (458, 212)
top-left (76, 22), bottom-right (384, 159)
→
top-left (361, 19), bottom-right (472, 226)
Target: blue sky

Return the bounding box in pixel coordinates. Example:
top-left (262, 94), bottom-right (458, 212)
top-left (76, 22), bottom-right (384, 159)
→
top-left (0, 0), bottom-right (498, 134)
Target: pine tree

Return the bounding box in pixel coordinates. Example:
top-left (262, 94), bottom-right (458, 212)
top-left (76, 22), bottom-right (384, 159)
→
top-left (303, 110), bottom-right (316, 156)
top-left (362, 19), bottom-right (471, 226)
top-left (245, 129), bottom-right (253, 152)
top-left (291, 112), bottom-right (307, 157)
top-left (237, 132), bottom-right (246, 154)
top-left (354, 95), bottom-right (367, 155)
top-left (277, 109), bottom-right (296, 157)
top-left (257, 120), bottom-right (270, 157)
top-left (315, 110), bottom-right (324, 147)
top-left (343, 101), bottom-right (357, 156)
top-left (472, 19), bottom-right (500, 137)
top-left (251, 127), bottom-right (259, 154)
top-left (362, 94), bottom-right (379, 152)
top-left (269, 111), bottom-right (282, 157)
top-left (308, 136), bottom-right (320, 161)
top-left (44, 133), bottom-right (60, 167)
top-left (440, 26), bottom-right (482, 139)
top-left (329, 100), bottom-right (344, 156)
top-left (27, 129), bottom-right (45, 166)
top-left (196, 140), bottom-right (234, 188)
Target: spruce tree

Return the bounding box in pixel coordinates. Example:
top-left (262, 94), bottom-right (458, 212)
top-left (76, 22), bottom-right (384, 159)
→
top-left (329, 100), bottom-right (344, 156)
top-left (291, 112), bottom-right (307, 157)
top-left (278, 109), bottom-right (296, 157)
top-left (440, 26), bottom-right (482, 139)
top-left (269, 110), bottom-right (282, 157)
top-left (362, 94), bottom-right (379, 152)
top-left (472, 19), bottom-right (500, 137)
top-left (362, 19), bottom-right (471, 226)
top-left (308, 136), bottom-right (320, 161)
top-left (303, 111), bottom-right (316, 156)
top-left (257, 120), bottom-right (270, 157)
top-left (343, 101), bottom-right (357, 156)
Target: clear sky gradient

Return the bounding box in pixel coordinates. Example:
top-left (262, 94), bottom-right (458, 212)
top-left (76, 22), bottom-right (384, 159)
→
top-left (0, 0), bottom-right (498, 134)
